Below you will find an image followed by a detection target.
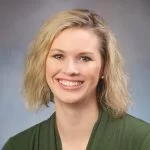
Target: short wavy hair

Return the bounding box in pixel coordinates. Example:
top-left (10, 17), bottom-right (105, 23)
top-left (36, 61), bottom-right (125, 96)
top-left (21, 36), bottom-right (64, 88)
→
top-left (23, 9), bottom-right (130, 117)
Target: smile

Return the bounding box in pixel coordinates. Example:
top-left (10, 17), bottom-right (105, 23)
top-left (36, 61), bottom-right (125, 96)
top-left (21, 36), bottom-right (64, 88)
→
top-left (59, 80), bottom-right (83, 86)
top-left (57, 79), bottom-right (84, 90)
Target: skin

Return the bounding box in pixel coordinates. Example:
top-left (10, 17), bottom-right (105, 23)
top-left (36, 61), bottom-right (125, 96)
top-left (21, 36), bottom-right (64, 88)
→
top-left (46, 27), bottom-right (103, 150)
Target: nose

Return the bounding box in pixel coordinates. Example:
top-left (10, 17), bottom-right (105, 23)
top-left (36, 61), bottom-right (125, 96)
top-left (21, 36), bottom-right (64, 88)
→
top-left (62, 59), bottom-right (80, 75)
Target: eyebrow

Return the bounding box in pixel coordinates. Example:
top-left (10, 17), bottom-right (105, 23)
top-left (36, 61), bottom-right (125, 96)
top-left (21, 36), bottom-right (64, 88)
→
top-left (50, 48), bottom-right (94, 55)
top-left (50, 48), bottom-right (65, 53)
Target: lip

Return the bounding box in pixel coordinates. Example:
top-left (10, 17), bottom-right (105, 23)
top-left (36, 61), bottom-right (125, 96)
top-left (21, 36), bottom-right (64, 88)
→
top-left (56, 78), bottom-right (84, 90)
top-left (56, 77), bottom-right (84, 82)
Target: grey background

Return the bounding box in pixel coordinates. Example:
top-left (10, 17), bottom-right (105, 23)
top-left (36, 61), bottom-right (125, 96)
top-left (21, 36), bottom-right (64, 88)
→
top-left (0, 0), bottom-right (150, 148)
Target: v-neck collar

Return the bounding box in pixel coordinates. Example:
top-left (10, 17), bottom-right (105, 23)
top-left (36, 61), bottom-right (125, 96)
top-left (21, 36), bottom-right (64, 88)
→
top-left (53, 110), bottom-right (108, 150)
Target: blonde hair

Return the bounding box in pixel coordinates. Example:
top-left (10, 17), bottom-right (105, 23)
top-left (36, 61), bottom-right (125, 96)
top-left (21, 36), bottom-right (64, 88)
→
top-left (23, 9), bottom-right (130, 117)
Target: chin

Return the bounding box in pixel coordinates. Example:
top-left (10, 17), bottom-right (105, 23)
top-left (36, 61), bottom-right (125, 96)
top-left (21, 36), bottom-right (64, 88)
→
top-left (55, 95), bottom-right (86, 105)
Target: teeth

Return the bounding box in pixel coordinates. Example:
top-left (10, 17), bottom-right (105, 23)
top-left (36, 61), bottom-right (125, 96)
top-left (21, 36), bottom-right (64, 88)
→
top-left (59, 80), bottom-right (82, 86)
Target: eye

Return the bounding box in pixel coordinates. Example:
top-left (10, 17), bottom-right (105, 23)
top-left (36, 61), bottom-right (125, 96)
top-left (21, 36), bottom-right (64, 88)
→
top-left (80, 56), bottom-right (92, 62)
top-left (52, 54), bottom-right (64, 60)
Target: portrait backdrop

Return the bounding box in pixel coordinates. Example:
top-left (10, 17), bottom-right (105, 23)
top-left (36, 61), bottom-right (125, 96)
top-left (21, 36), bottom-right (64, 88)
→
top-left (0, 0), bottom-right (150, 148)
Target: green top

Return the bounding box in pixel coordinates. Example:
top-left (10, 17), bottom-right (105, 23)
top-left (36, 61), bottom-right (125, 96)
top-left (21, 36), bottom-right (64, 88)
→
top-left (2, 110), bottom-right (150, 150)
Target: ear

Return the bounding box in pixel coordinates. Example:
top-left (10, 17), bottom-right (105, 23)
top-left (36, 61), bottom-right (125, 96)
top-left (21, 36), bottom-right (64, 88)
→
top-left (101, 75), bottom-right (104, 79)
top-left (99, 70), bottom-right (104, 80)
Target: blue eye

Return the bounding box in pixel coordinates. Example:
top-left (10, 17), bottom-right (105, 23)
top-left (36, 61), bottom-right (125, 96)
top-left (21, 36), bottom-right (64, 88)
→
top-left (80, 56), bottom-right (91, 62)
top-left (52, 54), bottom-right (63, 60)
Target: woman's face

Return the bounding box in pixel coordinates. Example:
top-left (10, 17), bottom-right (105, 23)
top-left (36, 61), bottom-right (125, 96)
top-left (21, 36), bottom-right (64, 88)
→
top-left (46, 28), bottom-right (103, 105)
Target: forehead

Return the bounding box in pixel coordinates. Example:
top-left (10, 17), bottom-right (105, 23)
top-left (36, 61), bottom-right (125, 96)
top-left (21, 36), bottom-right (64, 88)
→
top-left (51, 27), bottom-right (102, 53)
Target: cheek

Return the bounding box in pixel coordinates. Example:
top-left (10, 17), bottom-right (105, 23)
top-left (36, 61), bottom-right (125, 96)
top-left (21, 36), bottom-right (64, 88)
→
top-left (84, 65), bottom-right (102, 82)
top-left (45, 59), bottom-right (61, 83)
top-left (93, 67), bottom-right (102, 80)
top-left (87, 62), bottom-right (102, 75)
top-left (46, 58), bottom-right (56, 73)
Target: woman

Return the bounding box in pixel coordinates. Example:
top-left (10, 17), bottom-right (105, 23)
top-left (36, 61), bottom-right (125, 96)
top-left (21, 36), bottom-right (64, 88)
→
top-left (3, 9), bottom-right (150, 150)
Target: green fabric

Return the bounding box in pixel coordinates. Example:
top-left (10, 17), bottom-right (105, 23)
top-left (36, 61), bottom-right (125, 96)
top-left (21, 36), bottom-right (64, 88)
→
top-left (2, 110), bottom-right (150, 150)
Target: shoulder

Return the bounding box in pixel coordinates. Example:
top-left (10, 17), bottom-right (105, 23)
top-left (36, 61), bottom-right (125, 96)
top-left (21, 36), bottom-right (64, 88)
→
top-left (122, 114), bottom-right (150, 149)
top-left (122, 113), bottom-right (150, 134)
top-left (123, 114), bottom-right (150, 148)
top-left (110, 112), bottom-right (150, 137)
top-left (107, 111), bottom-right (150, 132)
top-left (107, 112), bottom-right (150, 149)
top-left (2, 114), bottom-right (53, 150)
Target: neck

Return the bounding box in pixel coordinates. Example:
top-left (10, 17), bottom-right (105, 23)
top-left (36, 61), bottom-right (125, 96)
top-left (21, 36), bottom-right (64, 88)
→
top-left (55, 97), bottom-right (100, 147)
